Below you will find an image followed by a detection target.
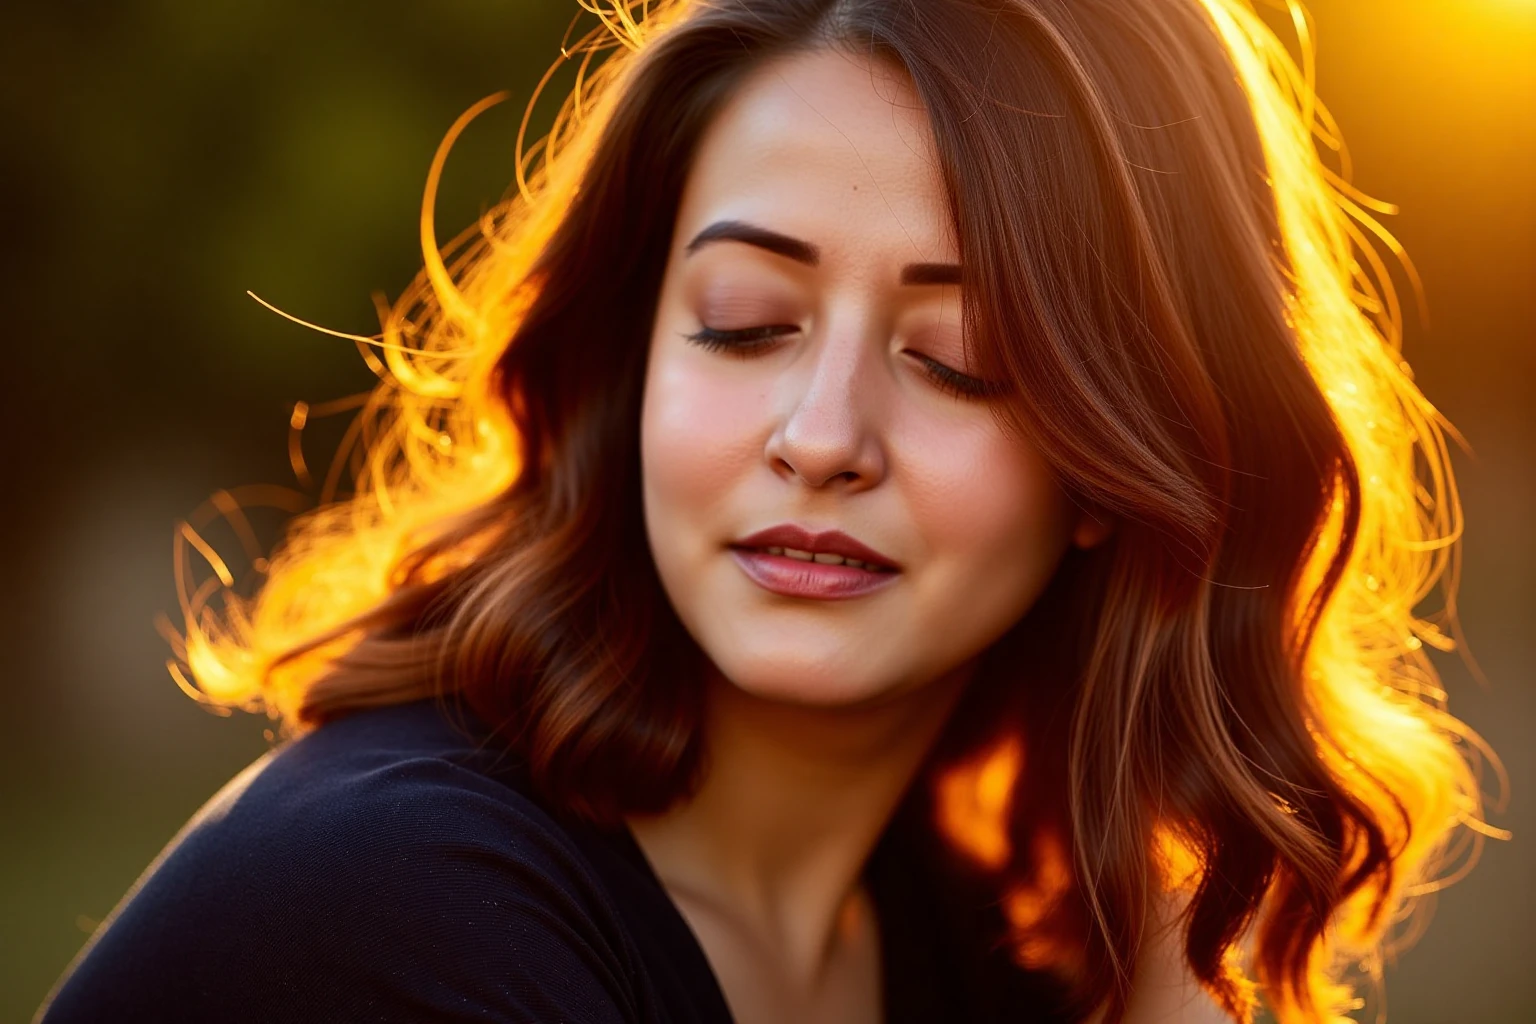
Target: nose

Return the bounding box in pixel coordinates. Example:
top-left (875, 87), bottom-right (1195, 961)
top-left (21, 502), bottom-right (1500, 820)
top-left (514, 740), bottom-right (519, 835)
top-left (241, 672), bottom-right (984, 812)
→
top-left (763, 319), bottom-right (888, 491)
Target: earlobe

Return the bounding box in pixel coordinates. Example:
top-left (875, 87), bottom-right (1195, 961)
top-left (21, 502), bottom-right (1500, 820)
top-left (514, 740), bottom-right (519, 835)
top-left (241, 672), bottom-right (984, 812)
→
top-left (1071, 510), bottom-right (1114, 550)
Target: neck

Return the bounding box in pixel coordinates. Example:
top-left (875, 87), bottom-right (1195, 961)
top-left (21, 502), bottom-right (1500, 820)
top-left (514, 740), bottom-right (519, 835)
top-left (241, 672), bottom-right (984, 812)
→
top-left (625, 664), bottom-right (972, 987)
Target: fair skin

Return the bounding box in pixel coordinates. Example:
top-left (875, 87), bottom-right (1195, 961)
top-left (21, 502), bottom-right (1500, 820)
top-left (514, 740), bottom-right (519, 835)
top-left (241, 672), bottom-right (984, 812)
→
top-left (628, 46), bottom-right (1223, 1024)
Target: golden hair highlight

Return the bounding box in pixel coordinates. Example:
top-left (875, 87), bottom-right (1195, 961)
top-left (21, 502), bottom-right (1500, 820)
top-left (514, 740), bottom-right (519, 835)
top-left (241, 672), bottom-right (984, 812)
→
top-left (168, 2), bottom-right (1504, 1020)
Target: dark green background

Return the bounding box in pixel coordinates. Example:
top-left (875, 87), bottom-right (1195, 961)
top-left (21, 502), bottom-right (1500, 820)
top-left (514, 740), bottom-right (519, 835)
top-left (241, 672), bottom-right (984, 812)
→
top-left (3, 2), bottom-right (1531, 1020)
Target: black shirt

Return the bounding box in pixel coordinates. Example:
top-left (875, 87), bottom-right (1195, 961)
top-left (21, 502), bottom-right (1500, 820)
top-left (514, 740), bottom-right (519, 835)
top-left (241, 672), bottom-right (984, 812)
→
top-left (36, 698), bottom-right (1071, 1023)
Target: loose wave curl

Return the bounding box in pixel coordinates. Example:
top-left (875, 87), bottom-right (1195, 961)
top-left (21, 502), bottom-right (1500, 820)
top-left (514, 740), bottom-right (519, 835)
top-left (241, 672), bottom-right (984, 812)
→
top-left (170, 1), bottom-right (1501, 1020)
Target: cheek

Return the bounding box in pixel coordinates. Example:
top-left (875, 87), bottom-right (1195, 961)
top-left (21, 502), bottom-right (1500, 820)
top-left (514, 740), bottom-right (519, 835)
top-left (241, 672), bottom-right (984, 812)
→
top-left (901, 422), bottom-right (1072, 623)
top-left (640, 342), bottom-right (763, 555)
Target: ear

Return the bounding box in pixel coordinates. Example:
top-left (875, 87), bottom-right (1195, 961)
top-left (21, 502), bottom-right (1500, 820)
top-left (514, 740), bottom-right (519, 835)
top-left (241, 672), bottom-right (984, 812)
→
top-left (1070, 506), bottom-right (1114, 550)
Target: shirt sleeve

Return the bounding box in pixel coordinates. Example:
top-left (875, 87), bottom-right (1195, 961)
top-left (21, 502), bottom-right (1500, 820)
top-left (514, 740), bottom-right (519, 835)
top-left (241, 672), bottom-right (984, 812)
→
top-left (35, 749), bottom-right (648, 1024)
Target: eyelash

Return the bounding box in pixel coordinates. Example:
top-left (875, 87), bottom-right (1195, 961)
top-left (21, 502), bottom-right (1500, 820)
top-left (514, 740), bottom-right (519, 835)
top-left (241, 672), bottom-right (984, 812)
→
top-left (682, 325), bottom-right (1003, 401)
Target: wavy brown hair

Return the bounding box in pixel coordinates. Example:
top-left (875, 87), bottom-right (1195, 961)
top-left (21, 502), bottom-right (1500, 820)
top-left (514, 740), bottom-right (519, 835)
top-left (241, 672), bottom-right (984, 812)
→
top-left (171, 0), bottom-right (1500, 1020)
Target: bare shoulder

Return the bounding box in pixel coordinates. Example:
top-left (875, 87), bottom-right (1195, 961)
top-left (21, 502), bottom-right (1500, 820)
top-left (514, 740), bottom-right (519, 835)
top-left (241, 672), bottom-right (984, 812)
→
top-left (1084, 890), bottom-right (1236, 1024)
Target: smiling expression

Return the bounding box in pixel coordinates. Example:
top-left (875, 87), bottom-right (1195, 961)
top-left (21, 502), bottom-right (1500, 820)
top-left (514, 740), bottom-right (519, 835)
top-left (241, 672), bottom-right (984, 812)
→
top-left (640, 47), bottom-right (1104, 708)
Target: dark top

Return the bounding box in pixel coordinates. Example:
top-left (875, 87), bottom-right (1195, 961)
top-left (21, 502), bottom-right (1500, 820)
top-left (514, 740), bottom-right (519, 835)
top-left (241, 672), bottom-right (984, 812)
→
top-left (36, 698), bottom-right (1072, 1023)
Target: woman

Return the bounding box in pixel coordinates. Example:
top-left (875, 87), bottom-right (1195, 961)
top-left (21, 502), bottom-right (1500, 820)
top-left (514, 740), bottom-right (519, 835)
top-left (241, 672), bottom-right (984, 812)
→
top-left (36, 0), bottom-right (1494, 1021)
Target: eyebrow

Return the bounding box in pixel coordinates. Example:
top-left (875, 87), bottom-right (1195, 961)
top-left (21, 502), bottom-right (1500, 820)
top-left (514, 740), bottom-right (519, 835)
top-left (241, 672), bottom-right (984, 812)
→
top-left (683, 219), bottom-right (962, 286)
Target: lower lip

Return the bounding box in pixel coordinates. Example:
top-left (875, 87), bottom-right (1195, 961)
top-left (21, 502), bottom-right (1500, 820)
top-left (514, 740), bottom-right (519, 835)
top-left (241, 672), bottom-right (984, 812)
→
top-left (728, 547), bottom-right (901, 600)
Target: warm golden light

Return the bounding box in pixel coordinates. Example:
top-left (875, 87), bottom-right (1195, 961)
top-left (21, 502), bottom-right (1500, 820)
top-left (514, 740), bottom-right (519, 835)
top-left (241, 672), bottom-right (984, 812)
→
top-left (1190, 1), bottom-right (1506, 1019)
top-left (936, 734), bottom-right (1024, 871)
top-left (1000, 829), bottom-right (1074, 972)
top-left (163, 3), bottom-right (1504, 1021)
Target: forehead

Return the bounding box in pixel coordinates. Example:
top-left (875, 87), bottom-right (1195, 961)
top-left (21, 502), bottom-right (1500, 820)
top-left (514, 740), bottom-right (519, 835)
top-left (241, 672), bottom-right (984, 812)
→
top-left (675, 47), bottom-right (955, 265)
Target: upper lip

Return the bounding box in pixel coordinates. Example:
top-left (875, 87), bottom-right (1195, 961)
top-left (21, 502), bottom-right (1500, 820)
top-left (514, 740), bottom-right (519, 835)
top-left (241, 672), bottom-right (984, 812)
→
top-left (732, 524), bottom-right (901, 571)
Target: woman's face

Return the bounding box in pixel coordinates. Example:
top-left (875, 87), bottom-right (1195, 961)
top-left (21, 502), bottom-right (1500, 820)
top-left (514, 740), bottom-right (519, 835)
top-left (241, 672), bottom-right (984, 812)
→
top-left (641, 47), bottom-right (1102, 708)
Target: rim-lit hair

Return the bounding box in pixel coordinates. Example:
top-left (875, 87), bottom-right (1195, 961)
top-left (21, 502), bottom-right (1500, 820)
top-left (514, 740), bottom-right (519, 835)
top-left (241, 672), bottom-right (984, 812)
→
top-left (172, 1), bottom-right (1500, 1020)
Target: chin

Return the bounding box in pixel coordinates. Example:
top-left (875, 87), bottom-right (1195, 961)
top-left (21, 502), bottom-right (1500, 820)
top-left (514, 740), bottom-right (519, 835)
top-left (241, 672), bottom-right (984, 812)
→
top-left (712, 652), bottom-right (909, 709)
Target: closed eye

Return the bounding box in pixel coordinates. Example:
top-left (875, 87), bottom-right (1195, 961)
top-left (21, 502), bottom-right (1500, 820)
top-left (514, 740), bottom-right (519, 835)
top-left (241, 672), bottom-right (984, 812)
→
top-left (683, 324), bottom-right (796, 353)
top-left (912, 353), bottom-right (1008, 401)
top-left (681, 324), bottom-right (1006, 401)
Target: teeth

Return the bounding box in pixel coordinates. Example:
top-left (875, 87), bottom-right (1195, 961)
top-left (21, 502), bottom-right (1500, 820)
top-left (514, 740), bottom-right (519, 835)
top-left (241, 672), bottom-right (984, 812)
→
top-left (755, 546), bottom-right (881, 571)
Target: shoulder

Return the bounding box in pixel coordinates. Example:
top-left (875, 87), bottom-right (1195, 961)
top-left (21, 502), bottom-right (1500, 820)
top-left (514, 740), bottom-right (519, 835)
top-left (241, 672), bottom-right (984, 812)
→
top-left (147, 698), bottom-right (617, 925)
top-left (199, 699), bottom-right (604, 889)
top-left (37, 700), bottom-right (646, 1024)
top-left (1118, 889), bottom-right (1235, 1024)
top-left (1079, 889), bottom-right (1234, 1024)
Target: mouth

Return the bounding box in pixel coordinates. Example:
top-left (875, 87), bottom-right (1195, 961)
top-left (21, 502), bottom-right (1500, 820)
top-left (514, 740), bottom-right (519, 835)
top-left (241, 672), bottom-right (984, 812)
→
top-left (730, 524), bottom-right (901, 572)
top-left (728, 547), bottom-right (901, 599)
top-left (727, 544), bottom-right (897, 573)
top-left (727, 523), bottom-right (901, 600)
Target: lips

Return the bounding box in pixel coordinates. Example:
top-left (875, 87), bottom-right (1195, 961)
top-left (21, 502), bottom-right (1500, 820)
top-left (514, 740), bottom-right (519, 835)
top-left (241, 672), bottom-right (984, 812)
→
top-left (730, 523), bottom-right (900, 572)
top-left (729, 547), bottom-right (899, 599)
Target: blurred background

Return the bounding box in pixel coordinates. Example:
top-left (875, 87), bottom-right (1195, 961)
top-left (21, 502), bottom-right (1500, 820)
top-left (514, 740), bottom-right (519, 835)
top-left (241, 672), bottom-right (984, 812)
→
top-left (1, 1), bottom-right (1530, 1020)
